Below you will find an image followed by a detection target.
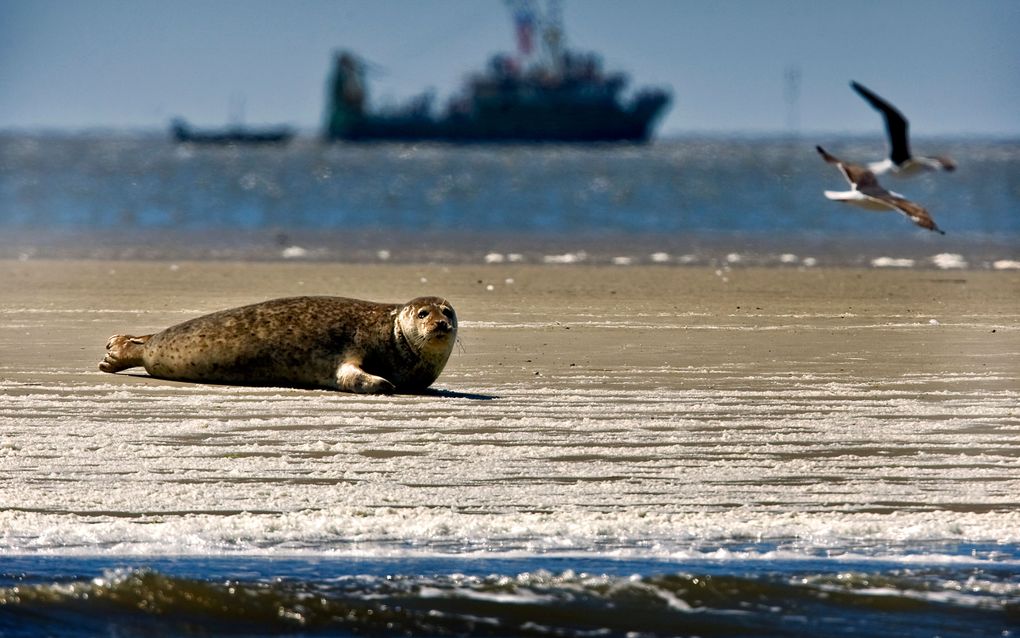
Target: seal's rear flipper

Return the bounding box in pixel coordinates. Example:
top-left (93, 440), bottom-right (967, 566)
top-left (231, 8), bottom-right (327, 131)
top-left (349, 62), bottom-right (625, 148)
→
top-left (99, 334), bottom-right (150, 373)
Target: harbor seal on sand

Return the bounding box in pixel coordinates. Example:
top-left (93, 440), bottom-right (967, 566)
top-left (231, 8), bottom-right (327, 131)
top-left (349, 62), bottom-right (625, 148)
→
top-left (99, 296), bottom-right (457, 394)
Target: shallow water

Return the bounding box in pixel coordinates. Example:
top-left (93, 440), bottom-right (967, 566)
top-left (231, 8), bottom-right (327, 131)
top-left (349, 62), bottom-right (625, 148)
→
top-left (3, 352), bottom-right (1019, 557)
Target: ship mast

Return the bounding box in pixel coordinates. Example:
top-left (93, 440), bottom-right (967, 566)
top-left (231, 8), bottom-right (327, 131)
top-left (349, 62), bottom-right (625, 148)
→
top-left (541, 0), bottom-right (564, 73)
top-left (505, 0), bottom-right (565, 72)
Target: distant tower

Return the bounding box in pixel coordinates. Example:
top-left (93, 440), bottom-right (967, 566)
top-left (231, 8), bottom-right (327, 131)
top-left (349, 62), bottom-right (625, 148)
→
top-left (229, 92), bottom-right (246, 126)
top-left (783, 65), bottom-right (802, 135)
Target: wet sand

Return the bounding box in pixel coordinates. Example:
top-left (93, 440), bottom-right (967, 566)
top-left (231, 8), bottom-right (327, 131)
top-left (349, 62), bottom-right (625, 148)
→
top-left (1, 259), bottom-right (1019, 554)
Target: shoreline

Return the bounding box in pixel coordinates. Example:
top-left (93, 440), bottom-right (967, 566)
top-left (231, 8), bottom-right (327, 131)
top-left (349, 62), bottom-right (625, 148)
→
top-left (2, 229), bottom-right (1019, 270)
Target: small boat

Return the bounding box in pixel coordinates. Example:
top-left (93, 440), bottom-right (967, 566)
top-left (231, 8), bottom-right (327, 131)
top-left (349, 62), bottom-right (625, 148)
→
top-left (323, 1), bottom-right (670, 144)
top-left (170, 118), bottom-right (294, 145)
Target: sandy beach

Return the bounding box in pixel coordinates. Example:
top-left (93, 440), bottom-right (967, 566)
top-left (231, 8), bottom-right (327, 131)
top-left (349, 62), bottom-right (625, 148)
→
top-left (3, 259), bottom-right (1018, 389)
top-left (1, 259), bottom-right (1019, 554)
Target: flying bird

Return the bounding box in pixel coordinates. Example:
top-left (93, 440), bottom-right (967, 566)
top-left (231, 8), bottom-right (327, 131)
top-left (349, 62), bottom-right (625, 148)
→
top-left (816, 145), bottom-right (945, 234)
top-left (851, 81), bottom-right (955, 176)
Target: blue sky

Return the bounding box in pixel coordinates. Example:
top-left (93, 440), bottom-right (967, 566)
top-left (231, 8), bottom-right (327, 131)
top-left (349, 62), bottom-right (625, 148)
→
top-left (2, 0), bottom-right (1019, 136)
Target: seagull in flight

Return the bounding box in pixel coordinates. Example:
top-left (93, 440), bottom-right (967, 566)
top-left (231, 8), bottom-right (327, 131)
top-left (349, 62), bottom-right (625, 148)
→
top-left (816, 145), bottom-right (945, 234)
top-left (851, 81), bottom-right (956, 176)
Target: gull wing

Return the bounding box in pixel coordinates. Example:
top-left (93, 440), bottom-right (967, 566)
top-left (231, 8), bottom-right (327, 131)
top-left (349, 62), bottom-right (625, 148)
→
top-left (816, 145), bottom-right (879, 189)
top-left (851, 81), bottom-right (911, 166)
top-left (859, 185), bottom-right (944, 234)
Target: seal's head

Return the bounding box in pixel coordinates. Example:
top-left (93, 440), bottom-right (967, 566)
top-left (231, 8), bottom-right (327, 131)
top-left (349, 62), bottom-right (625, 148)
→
top-left (396, 296), bottom-right (458, 364)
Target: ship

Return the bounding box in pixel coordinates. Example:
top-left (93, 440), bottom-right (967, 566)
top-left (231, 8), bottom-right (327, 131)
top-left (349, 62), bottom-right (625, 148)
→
top-left (323, 1), bottom-right (671, 143)
top-left (171, 118), bottom-right (295, 145)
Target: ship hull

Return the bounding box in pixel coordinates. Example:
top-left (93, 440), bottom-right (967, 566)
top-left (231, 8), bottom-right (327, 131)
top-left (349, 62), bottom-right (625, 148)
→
top-left (327, 97), bottom-right (669, 144)
top-left (171, 119), bottom-right (294, 145)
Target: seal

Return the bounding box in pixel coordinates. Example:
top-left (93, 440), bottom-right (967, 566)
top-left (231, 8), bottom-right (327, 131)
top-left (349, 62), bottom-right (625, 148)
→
top-left (99, 296), bottom-right (457, 394)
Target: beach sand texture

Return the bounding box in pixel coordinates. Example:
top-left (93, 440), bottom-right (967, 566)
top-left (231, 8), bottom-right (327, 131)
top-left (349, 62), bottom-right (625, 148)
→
top-left (1, 259), bottom-right (1018, 554)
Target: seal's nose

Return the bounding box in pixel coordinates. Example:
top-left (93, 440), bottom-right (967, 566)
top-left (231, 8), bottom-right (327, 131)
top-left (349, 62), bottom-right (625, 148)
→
top-left (435, 319), bottom-right (451, 333)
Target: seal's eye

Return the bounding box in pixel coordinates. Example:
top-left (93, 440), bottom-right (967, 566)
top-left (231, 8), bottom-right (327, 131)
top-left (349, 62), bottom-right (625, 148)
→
top-left (417, 309), bottom-right (429, 319)
top-left (442, 307), bottom-right (454, 319)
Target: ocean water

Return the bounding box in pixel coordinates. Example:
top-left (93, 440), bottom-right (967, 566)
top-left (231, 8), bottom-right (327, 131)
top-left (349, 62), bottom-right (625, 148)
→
top-left (2, 554), bottom-right (1018, 637)
top-left (1, 132), bottom-right (1018, 266)
top-left (2, 134), bottom-right (1020, 636)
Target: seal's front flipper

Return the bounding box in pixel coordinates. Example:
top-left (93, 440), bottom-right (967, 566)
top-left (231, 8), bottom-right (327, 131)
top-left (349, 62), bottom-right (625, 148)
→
top-left (337, 362), bottom-right (396, 394)
top-left (100, 334), bottom-right (149, 373)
